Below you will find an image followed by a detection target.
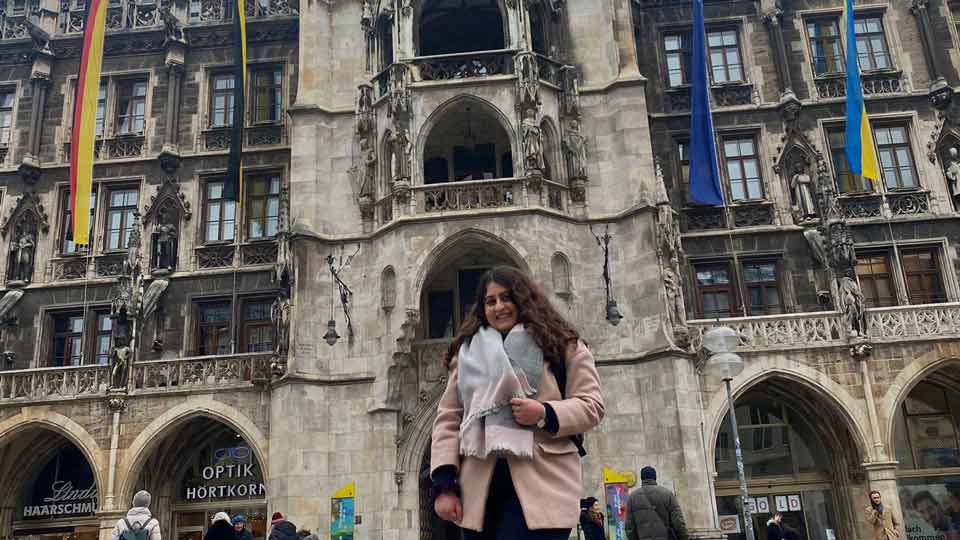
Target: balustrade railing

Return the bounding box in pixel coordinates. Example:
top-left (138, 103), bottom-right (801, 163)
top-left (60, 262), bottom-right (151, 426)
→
top-left (815, 71), bottom-right (905, 99)
top-left (0, 364), bottom-right (110, 402)
top-left (59, 0), bottom-right (163, 33)
top-left (418, 178), bottom-right (520, 212)
top-left (131, 352), bottom-right (273, 392)
top-left (187, 0), bottom-right (295, 23)
top-left (411, 49), bottom-right (515, 82)
top-left (688, 302), bottom-right (960, 352)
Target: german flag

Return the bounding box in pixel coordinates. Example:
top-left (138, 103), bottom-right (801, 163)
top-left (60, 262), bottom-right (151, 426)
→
top-left (68, 0), bottom-right (108, 245)
top-left (224, 0), bottom-right (248, 201)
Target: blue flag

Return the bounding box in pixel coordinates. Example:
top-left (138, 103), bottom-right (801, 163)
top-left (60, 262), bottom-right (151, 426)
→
top-left (688, 0), bottom-right (725, 206)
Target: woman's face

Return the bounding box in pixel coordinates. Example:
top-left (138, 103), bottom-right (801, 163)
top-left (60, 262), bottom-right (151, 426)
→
top-left (591, 501), bottom-right (602, 513)
top-left (484, 281), bottom-right (518, 333)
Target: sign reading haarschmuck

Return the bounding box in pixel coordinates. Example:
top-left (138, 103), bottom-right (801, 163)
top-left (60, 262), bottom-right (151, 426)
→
top-left (23, 481), bottom-right (98, 518)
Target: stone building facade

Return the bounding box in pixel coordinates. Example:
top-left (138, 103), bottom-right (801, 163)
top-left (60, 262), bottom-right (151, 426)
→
top-left (0, 2), bottom-right (959, 540)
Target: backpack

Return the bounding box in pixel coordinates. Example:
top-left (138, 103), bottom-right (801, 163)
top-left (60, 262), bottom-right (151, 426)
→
top-left (549, 351), bottom-right (588, 457)
top-left (121, 519), bottom-right (155, 540)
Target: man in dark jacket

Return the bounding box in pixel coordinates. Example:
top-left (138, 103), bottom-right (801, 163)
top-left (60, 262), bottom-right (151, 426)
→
top-left (767, 513), bottom-right (785, 540)
top-left (625, 466), bottom-right (689, 540)
top-left (268, 513), bottom-right (298, 540)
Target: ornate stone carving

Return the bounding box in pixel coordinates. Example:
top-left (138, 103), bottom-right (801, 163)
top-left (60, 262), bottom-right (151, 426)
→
top-left (521, 109), bottom-right (545, 175)
top-left (143, 176), bottom-right (192, 224)
top-left (515, 51), bottom-right (540, 113)
top-left (790, 161), bottom-right (817, 221)
top-left (5, 221), bottom-right (36, 286)
top-left (388, 127), bottom-right (412, 183)
top-left (712, 83), bottom-right (754, 107)
top-left (387, 63), bottom-right (411, 119)
top-left (560, 65), bottom-right (580, 119)
top-left (562, 118), bottom-right (587, 181)
top-left (150, 207), bottom-right (179, 274)
top-left (945, 147), bottom-right (960, 210)
top-left (1, 191), bottom-right (48, 239)
top-left (271, 292), bottom-right (290, 356)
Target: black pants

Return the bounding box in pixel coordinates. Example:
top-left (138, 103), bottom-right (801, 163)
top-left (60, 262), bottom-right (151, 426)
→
top-left (462, 459), bottom-right (572, 540)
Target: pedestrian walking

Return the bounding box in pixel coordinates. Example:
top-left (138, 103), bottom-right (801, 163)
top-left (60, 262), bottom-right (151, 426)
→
top-left (430, 266), bottom-right (606, 540)
top-left (580, 497), bottom-right (606, 540)
top-left (232, 515), bottom-right (253, 540)
top-left (624, 467), bottom-right (689, 540)
top-left (112, 490), bottom-right (162, 540)
top-left (204, 513), bottom-right (235, 540)
top-left (766, 513), bottom-right (785, 540)
top-left (268, 513), bottom-right (298, 540)
top-left (865, 491), bottom-right (901, 540)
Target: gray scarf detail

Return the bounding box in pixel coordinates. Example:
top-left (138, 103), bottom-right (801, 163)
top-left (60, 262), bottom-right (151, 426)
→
top-left (457, 324), bottom-right (544, 459)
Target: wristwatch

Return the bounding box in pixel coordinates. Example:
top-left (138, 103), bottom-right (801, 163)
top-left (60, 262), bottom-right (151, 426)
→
top-left (536, 403), bottom-right (547, 429)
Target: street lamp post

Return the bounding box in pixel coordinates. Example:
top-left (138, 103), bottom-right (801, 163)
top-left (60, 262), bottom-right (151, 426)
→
top-left (702, 327), bottom-right (755, 540)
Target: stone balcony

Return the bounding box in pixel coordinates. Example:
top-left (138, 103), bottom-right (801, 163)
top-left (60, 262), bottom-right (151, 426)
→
top-left (0, 352), bottom-right (275, 406)
top-left (373, 176), bottom-right (571, 228)
top-left (688, 302), bottom-right (960, 353)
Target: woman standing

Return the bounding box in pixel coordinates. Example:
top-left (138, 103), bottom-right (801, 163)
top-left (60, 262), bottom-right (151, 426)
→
top-left (430, 266), bottom-right (605, 540)
top-left (580, 498), bottom-right (606, 540)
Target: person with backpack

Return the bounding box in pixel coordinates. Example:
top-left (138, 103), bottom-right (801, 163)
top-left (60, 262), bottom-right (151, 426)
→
top-left (112, 490), bottom-right (161, 540)
top-left (430, 266), bottom-right (606, 540)
top-left (624, 467), bottom-right (689, 540)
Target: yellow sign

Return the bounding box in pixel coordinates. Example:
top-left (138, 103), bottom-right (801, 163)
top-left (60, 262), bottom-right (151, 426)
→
top-left (333, 480), bottom-right (355, 499)
top-left (603, 468), bottom-right (637, 488)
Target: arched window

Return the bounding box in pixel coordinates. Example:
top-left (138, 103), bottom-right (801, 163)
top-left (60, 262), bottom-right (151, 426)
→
top-left (377, 15), bottom-right (394, 70)
top-left (551, 252), bottom-right (571, 297)
top-left (422, 102), bottom-right (512, 184)
top-left (418, 0), bottom-right (505, 56)
top-left (540, 119), bottom-right (560, 182)
top-left (529, 6), bottom-right (548, 56)
top-left (381, 266), bottom-right (397, 311)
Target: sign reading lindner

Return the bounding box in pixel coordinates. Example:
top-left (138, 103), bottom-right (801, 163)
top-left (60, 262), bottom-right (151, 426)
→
top-left (184, 446), bottom-right (266, 500)
top-left (22, 445), bottom-right (98, 520)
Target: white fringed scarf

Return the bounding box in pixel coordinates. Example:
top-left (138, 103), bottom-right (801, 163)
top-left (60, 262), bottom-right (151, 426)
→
top-left (457, 324), bottom-right (544, 459)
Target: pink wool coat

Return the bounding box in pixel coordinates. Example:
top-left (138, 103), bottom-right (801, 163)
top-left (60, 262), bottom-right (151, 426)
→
top-left (430, 339), bottom-right (605, 532)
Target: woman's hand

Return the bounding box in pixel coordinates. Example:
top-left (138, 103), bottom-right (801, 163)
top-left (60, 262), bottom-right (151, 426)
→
top-left (435, 493), bottom-right (463, 522)
top-left (510, 398), bottom-right (545, 426)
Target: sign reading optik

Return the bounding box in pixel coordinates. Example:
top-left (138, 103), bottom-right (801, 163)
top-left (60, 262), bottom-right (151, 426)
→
top-left (184, 450), bottom-right (266, 500)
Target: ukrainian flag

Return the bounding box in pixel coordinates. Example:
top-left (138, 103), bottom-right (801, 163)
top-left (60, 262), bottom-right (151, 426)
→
top-left (844, 0), bottom-right (880, 183)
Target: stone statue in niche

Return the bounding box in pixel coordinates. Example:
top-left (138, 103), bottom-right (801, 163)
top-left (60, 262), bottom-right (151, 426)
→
top-left (521, 109), bottom-right (545, 174)
top-left (110, 339), bottom-right (131, 389)
top-left (152, 207), bottom-right (178, 274)
top-left (160, 5), bottom-right (185, 43)
top-left (358, 136), bottom-right (377, 197)
top-left (662, 259), bottom-right (686, 330)
top-left (790, 161), bottom-right (817, 220)
top-left (563, 119), bottom-right (587, 179)
top-left (390, 128), bottom-right (412, 182)
top-left (945, 147), bottom-right (960, 210)
top-left (837, 273), bottom-right (866, 338)
top-left (271, 293), bottom-right (291, 356)
top-left (7, 225), bottom-right (36, 285)
top-left (109, 301), bottom-right (132, 389)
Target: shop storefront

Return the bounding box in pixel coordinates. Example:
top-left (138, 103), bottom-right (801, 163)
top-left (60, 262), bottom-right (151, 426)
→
top-left (170, 429), bottom-right (267, 540)
top-left (714, 395), bottom-right (840, 540)
top-left (894, 381), bottom-right (960, 540)
top-left (12, 444), bottom-right (99, 540)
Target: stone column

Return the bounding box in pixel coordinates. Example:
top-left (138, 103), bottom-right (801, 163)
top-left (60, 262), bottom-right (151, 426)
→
top-left (19, 69), bottom-right (52, 185)
top-left (164, 63), bottom-right (184, 149)
top-left (611, 0), bottom-right (640, 78)
top-left (909, 0), bottom-right (944, 86)
top-left (855, 345), bottom-right (888, 461)
top-left (762, 8), bottom-right (794, 97)
top-left (863, 462), bottom-right (906, 540)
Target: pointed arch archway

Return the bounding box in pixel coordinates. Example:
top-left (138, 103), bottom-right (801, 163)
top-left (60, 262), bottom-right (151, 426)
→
top-left (418, 95), bottom-right (515, 186)
top-left (413, 229), bottom-right (529, 338)
top-left (706, 365), bottom-right (871, 540)
top-left (0, 412), bottom-right (104, 539)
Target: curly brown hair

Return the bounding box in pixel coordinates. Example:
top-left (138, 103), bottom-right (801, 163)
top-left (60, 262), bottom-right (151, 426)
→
top-left (444, 266), bottom-right (580, 368)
